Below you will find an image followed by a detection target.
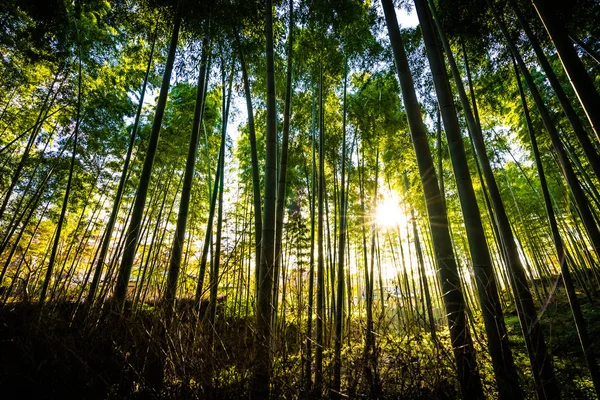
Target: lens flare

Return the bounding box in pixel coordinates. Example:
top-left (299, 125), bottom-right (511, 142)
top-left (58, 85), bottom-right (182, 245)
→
top-left (375, 194), bottom-right (405, 229)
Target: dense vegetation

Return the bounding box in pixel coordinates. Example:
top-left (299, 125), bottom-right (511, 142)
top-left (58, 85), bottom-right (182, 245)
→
top-left (1, 0), bottom-right (600, 398)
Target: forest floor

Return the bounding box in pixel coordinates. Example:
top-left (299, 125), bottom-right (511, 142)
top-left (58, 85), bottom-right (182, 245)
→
top-left (502, 285), bottom-right (600, 399)
top-left (0, 287), bottom-right (598, 399)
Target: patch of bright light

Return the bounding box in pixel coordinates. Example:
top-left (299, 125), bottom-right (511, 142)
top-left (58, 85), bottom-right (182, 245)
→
top-left (375, 193), bottom-right (405, 229)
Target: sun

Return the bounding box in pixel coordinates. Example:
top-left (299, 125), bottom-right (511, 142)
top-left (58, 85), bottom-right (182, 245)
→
top-left (375, 193), bottom-right (405, 229)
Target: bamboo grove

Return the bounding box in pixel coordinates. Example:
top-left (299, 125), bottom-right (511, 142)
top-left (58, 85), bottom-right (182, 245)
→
top-left (1, 0), bottom-right (600, 398)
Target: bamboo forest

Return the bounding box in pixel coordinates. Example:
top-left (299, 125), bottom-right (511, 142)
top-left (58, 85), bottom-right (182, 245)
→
top-left (3, 0), bottom-right (600, 398)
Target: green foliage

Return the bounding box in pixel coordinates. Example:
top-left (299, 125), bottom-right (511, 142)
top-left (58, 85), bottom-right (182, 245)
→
top-left (1, 0), bottom-right (600, 397)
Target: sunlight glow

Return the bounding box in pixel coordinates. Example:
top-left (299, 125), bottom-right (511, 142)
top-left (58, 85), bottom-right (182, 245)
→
top-left (375, 193), bottom-right (405, 229)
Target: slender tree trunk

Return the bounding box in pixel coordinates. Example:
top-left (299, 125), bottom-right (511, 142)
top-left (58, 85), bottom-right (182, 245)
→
top-left (236, 28), bottom-right (263, 298)
top-left (0, 86), bottom-right (17, 128)
top-left (436, 108), bottom-right (444, 198)
top-left (140, 175), bottom-right (182, 306)
top-left (0, 105), bottom-right (66, 157)
top-left (50, 184), bottom-right (95, 302)
top-left (0, 68), bottom-right (63, 222)
top-left (164, 36), bottom-right (210, 320)
top-left (570, 34), bottom-right (600, 65)
top-left (381, 1), bottom-right (484, 397)
top-left (38, 56), bottom-right (82, 306)
top-left (0, 126), bottom-right (68, 274)
top-left (253, 0), bottom-right (277, 395)
top-left (209, 57), bottom-right (234, 337)
top-left (2, 200), bottom-right (49, 304)
top-left (195, 108), bottom-right (225, 306)
top-left (56, 194), bottom-right (106, 303)
top-left (315, 62), bottom-right (325, 395)
top-left (209, 140), bottom-right (225, 341)
top-left (304, 90), bottom-right (317, 393)
top-left (461, 11), bottom-right (559, 394)
top-left (514, 60), bottom-right (600, 395)
top-left (419, 1), bottom-right (522, 397)
top-left (462, 43), bottom-right (516, 314)
top-left (326, 180), bottom-right (336, 341)
top-left (0, 127), bottom-right (56, 251)
top-left (366, 148), bottom-right (380, 398)
top-left (396, 221), bottom-right (414, 324)
top-left (0, 165), bottom-right (55, 286)
top-left (134, 175), bottom-right (172, 310)
top-left (87, 27), bottom-right (157, 305)
top-left (491, 2), bottom-right (600, 268)
top-left (406, 174), bottom-right (436, 339)
top-left (332, 64), bottom-right (347, 399)
top-left (531, 0), bottom-right (600, 142)
top-left (358, 150), bottom-right (376, 390)
top-left (508, 0), bottom-right (600, 184)
top-left (114, 1), bottom-right (183, 310)
top-left (273, 0), bottom-right (294, 326)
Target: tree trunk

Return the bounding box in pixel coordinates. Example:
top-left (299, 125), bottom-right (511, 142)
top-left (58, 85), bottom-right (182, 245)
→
top-left (134, 174), bottom-right (172, 310)
top-left (491, 1), bottom-right (600, 274)
top-left (0, 128), bottom-right (56, 252)
top-left (209, 57), bottom-right (234, 340)
top-left (569, 34), bottom-right (600, 65)
top-left (358, 148), bottom-right (376, 391)
top-left (420, 1), bottom-right (522, 397)
top-left (304, 89), bottom-right (317, 393)
top-left (0, 163), bottom-right (56, 286)
top-left (195, 109), bottom-right (225, 306)
top-left (406, 174), bottom-right (436, 339)
top-left (381, 0), bottom-right (484, 397)
top-left (236, 28), bottom-right (263, 300)
top-left (509, 0), bottom-right (600, 184)
top-left (531, 0), bottom-right (600, 142)
top-left (273, 0), bottom-right (294, 327)
top-left (253, 0), bottom-right (277, 395)
top-left (87, 31), bottom-right (157, 306)
top-left (315, 62), bottom-right (325, 395)
top-left (0, 68), bottom-right (63, 222)
top-left (39, 57), bottom-right (82, 306)
top-left (514, 59), bottom-right (600, 396)
top-left (458, 5), bottom-right (560, 396)
top-left (332, 64), bottom-right (347, 399)
top-left (209, 138), bottom-right (225, 340)
top-left (114, 2), bottom-right (183, 310)
top-left (164, 36), bottom-right (210, 320)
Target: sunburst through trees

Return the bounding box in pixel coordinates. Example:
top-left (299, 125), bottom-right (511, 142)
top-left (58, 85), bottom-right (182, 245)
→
top-left (1, 0), bottom-right (600, 398)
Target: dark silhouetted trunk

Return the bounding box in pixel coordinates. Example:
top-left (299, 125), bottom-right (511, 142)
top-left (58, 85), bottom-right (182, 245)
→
top-left (164, 36), bottom-right (210, 320)
top-left (273, 0), bottom-right (294, 325)
top-left (114, 2), bottom-right (183, 310)
top-left (235, 28), bottom-right (262, 298)
top-left (382, 0), bottom-right (484, 397)
top-left (88, 27), bottom-right (157, 306)
top-left (514, 59), bottom-right (600, 396)
top-left (422, 1), bottom-right (522, 397)
top-left (253, 0), bottom-right (277, 395)
top-left (39, 57), bottom-right (82, 306)
top-left (531, 0), bottom-right (600, 142)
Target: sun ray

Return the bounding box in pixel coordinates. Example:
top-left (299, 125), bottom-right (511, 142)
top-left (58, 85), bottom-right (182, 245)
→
top-left (375, 191), bottom-right (406, 229)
